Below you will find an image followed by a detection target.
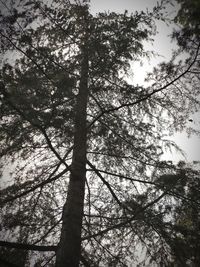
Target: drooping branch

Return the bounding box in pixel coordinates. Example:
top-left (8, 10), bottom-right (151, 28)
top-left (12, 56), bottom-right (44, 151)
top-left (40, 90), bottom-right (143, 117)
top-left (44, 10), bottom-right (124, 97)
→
top-left (1, 168), bottom-right (69, 206)
top-left (0, 31), bottom-right (56, 85)
top-left (0, 82), bottom-right (71, 170)
top-left (88, 42), bottom-right (200, 128)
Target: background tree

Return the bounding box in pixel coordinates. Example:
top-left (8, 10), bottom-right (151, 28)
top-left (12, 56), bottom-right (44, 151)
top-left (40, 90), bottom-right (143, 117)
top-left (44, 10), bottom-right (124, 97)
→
top-left (171, 166), bottom-right (200, 267)
top-left (0, 0), bottom-right (200, 266)
top-left (149, 162), bottom-right (200, 267)
top-left (144, 1), bottom-right (200, 262)
top-left (174, 0), bottom-right (200, 49)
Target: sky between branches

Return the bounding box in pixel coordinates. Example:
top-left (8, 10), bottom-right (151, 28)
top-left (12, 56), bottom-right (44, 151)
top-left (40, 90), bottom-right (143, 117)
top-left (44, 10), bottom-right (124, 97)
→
top-left (90, 0), bottom-right (200, 162)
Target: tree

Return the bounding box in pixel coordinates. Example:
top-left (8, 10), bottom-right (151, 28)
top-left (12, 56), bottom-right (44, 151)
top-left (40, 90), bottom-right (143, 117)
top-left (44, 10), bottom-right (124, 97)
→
top-left (174, 0), bottom-right (200, 45)
top-left (151, 162), bottom-right (200, 267)
top-left (171, 167), bottom-right (200, 267)
top-left (0, 0), bottom-right (199, 266)
top-left (144, 1), bottom-right (200, 262)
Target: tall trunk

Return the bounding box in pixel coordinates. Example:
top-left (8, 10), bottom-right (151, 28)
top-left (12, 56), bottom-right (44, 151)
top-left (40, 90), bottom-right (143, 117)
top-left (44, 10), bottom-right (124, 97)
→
top-left (55, 18), bottom-right (89, 267)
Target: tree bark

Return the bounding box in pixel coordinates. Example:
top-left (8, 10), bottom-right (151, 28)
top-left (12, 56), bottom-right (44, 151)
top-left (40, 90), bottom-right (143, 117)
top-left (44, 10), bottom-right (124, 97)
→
top-left (55, 17), bottom-right (89, 267)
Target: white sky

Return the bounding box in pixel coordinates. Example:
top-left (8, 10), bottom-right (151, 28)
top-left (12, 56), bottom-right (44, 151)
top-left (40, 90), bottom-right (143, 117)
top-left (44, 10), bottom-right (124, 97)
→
top-left (90, 0), bottom-right (200, 162)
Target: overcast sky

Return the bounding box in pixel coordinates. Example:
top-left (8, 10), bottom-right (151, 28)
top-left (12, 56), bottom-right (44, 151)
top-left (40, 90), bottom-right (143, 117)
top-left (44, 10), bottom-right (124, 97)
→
top-left (90, 0), bottom-right (200, 162)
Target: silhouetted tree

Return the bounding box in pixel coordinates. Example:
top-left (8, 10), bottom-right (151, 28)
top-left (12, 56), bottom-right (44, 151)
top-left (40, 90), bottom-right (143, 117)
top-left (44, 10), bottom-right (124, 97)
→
top-left (0, 0), bottom-right (199, 266)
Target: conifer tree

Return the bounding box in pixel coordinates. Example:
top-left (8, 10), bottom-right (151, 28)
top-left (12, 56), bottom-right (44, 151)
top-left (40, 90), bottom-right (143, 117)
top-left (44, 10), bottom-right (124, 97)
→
top-left (0, 0), bottom-right (199, 266)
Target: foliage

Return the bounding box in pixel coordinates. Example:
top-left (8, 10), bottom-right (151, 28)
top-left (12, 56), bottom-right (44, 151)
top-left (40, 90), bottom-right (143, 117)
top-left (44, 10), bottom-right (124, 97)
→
top-left (173, 0), bottom-right (200, 51)
top-left (155, 163), bottom-right (200, 267)
top-left (175, 0), bottom-right (200, 28)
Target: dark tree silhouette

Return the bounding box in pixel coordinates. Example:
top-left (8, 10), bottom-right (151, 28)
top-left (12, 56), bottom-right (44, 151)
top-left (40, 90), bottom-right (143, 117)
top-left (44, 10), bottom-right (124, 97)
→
top-left (0, 0), bottom-right (200, 266)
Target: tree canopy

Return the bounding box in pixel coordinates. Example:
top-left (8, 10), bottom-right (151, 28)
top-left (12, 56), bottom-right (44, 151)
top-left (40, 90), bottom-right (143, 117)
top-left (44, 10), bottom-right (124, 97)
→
top-left (0, 0), bottom-right (200, 266)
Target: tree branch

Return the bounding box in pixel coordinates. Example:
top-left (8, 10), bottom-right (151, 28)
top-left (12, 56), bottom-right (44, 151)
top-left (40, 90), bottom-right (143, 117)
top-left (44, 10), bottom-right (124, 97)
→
top-left (82, 190), bottom-right (169, 240)
top-left (0, 241), bottom-right (57, 251)
top-left (88, 42), bottom-right (200, 128)
top-left (89, 168), bottom-right (158, 186)
top-left (1, 168), bottom-right (69, 206)
top-left (0, 82), bottom-right (71, 170)
top-left (86, 160), bottom-right (122, 207)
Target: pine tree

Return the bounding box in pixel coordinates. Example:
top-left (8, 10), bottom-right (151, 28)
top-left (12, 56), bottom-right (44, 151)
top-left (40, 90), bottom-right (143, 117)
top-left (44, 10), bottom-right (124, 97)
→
top-left (0, 0), bottom-right (200, 266)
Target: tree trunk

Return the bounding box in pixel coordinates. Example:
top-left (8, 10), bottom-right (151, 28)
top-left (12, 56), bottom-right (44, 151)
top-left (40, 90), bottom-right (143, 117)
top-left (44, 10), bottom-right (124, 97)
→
top-left (55, 21), bottom-right (89, 267)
